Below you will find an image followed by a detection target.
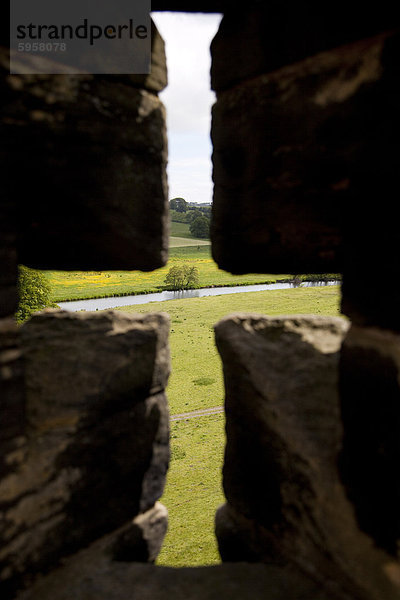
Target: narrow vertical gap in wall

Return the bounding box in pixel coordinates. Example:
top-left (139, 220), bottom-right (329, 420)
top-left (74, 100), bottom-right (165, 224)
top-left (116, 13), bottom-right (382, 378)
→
top-left (149, 10), bottom-right (226, 568)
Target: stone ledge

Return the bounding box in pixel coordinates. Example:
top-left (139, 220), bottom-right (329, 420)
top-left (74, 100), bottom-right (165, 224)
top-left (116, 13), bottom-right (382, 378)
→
top-left (0, 46), bottom-right (169, 271)
top-left (211, 31), bottom-right (397, 275)
top-left (214, 314), bottom-right (400, 600)
top-left (1, 310), bottom-right (170, 596)
top-left (15, 524), bottom-right (337, 600)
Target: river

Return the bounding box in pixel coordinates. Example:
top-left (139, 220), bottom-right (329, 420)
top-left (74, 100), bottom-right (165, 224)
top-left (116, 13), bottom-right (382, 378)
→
top-left (57, 280), bottom-right (340, 312)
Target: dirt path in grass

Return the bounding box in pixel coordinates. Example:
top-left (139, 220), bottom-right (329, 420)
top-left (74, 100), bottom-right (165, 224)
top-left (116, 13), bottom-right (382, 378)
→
top-left (170, 406), bottom-right (224, 421)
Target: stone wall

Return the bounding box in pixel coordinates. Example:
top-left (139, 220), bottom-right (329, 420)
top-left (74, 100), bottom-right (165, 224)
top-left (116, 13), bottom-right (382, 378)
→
top-left (2, 4), bottom-right (400, 600)
top-left (211, 11), bottom-right (400, 275)
top-left (209, 5), bottom-right (400, 599)
top-left (0, 20), bottom-right (168, 271)
top-left (215, 315), bottom-right (400, 599)
top-left (0, 310), bottom-right (170, 597)
top-left (0, 18), bottom-right (172, 598)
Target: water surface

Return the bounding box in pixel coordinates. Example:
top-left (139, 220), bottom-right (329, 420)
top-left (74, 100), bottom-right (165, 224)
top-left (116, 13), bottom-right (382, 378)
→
top-left (58, 280), bottom-right (340, 312)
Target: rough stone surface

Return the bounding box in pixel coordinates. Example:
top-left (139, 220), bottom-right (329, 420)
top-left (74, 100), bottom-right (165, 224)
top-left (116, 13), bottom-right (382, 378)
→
top-left (211, 2), bottom-right (397, 92)
top-left (211, 31), bottom-right (399, 275)
top-left (113, 20), bottom-right (168, 94)
top-left (337, 32), bottom-right (400, 331)
top-left (2, 4), bottom-right (400, 600)
top-left (15, 525), bottom-right (337, 600)
top-left (0, 310), bottom-right (170, 598)
top-left (0, 196), bottom-right (18, 317)
top-left (0, 247), bottom-right (17, 318)
top-left (111, 502), bottom-right (168, 564)
top-left (339, 324), bottom-right (400, 556)
top-left (214, 314), bottom-right (400, 600)
top-left (0, 38), bottom-right (168, 271)
top-left (0, 318), bottom-right (25, 472)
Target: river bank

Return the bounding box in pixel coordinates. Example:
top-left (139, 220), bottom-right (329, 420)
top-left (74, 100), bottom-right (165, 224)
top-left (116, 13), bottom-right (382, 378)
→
top-left (57, 278), bottom-right (341, 312)
top-left (46, 242), bottom-right (341, 304)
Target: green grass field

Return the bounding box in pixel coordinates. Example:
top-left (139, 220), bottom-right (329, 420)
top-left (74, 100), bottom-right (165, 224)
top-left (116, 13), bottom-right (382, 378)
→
top-left (158, 415), bottom-right (225, 566)
top-left (45, 246), bottom-right (292, 302)
top-left (118, 286), bottom-right (342, 416)
top-left (169, 236), bottom-right (210, 247)
top-left (169, 218), bottom-right (211, 247)
top-left (170, 220), bottom-right (208, 240)
top-left (115, 285), bottom-right (343, 566)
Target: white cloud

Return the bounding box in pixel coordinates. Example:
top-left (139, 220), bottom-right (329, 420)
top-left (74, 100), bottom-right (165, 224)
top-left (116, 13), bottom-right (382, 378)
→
top-left (151, 11), bottom-right (222, 204)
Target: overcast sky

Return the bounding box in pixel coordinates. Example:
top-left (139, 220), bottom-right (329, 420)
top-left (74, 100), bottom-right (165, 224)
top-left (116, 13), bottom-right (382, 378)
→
top-left (151, 11), bottom-right (223, 204)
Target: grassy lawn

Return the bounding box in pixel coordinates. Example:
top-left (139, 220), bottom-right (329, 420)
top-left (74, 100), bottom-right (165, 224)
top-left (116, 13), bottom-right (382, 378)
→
top-left (45, 246), bottom-right (292, 302)
top-left (169, 237), bottom-right (210, 247)
top-left (117, 285), bottom-right (342, 416)
top-left (170, 220), bottom-right (207, 239)
top-left (117, 286), bottom-right (342, 566)
top-left (157, 415), bottom-right (225, 566)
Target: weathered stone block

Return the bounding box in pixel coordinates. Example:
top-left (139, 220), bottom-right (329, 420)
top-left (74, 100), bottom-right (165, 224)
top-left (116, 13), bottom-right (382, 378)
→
top-left (215, 314), bottom-right (348, 526)
top-left (0, 310), bottom-right (170, 598)
top-left (340, 179), bottom-right (400, 328)
top-left (211, 31), bottom-right (400, 275)
top-left (211, 2), bottom-right (397, 92)
top-left (123, 20), bottom-right (168, 93)
top-left (0, 202), bottom-right (18, 318)
top-left (0, 254), bottom-right (17, 319)
top-left (111, 502), bottom-right (168, 563)
top-left (214, 314), bottom-right (400, 599)
top-left (15, 527), bottom-right (338, 600)
top-left (0, 317), bottom-right (25, 468)
top-left (0, 22), bottom-right (168, 271)
top-left (339, 324), bottom-right (400, 555)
